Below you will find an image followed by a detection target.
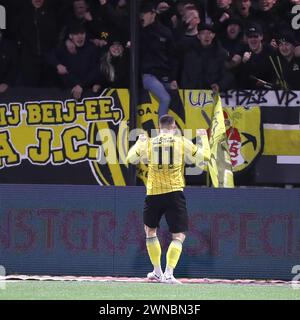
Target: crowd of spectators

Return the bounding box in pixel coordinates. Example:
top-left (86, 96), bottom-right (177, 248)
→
top-left (0, 0), bottom-right (130, 98)
top-left (0, 0), bottom-right (300, 103)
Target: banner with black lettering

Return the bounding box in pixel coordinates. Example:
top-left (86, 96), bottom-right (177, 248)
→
top-left (0, 88), bottom-right (299, 185)
top-left (0, 88), bottom-right (130, 185)
top-left (137, 90), bottom-right (263, 185)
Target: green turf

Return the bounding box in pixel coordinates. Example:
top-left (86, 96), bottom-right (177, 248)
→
top-left (0, 281), bottom-right (300, 300)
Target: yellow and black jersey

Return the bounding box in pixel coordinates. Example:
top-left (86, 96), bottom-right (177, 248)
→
top-left (127, 132), bottom-right (209, 195)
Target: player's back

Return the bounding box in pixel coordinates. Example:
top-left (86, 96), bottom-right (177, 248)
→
top-left (147, 133), bottom-right (186, 195)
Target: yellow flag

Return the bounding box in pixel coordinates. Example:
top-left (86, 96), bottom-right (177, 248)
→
top-left (208, 94), bottom-right (234, 188)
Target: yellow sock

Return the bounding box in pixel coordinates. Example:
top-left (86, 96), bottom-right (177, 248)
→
top-left (146, 236), bottom-right (162, 269)
top-left (166, 240), bottom-right (183, 270)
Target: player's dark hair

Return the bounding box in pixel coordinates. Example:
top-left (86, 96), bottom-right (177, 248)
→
top-left (159, 115), bottom-right (175, 128)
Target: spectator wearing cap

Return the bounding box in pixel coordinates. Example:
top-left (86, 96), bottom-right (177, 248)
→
top-left (181, 24), bottom-right (235, 91)
top-left (220, 18), bottom-right (244, 70)
top-left (238, 23), bottom-right (276, 88)
top-left (139, 1), bottom-right (179, 118)
top-left (97, 39), bottom-right (129, 89)
top-left (0, 30), bottom-right (18, 93)
top-left (275, 31), bottom-right (300, 90)
top-left (14, 0), bottom-right (58, 86)
top-left (46, 24), bottom-right (100, 100)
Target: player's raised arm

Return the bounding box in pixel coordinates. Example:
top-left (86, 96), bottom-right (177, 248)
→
top-left (126, 133), bottom-right (149, 165)
top-left (196, 129), bottom-right (211, 162)
top-left (183, 129), bottom-right (211, 167)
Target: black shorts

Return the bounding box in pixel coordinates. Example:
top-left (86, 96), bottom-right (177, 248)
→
top-left (143, 191), bottom-right (188, 233)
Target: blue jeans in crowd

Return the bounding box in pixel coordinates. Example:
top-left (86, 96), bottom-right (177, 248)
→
top-left (142, 74), bottom-right (171, 119)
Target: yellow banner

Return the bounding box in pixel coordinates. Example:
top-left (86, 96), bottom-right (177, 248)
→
top-left (263, 126), bottom-right (300, 155)
top-left (137, 90), bottom-right (262, 185)
top-left (208, 95), bottom-right (234, 188)
top-left (0, 89), bottom-right (265, 186)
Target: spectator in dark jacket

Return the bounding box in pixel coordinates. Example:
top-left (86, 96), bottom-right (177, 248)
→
top-left (181, 24), bottom-right (235, 91)
top-left (175, 7), bottom-right (201, 83)
top-left (238, 23), bottom-right (277, 88)
top-left (97, 0), bottom-right (129, 45)
top-left (0, 30), bottom-right (18, 93)
top-left (46, 24), bottom-right (99, 99)
top-left (220, 18), bottom-right (244, 70)
top-left (62, 0), bottom-right (108, 41)
top-left (15, 0), bottom-right (58, 86)
top-left (275, 30), bottom-right (300, 90)
top-left (140, 1), bottom-right (178, 118)
top-left (62, 0), bottom-right (111, 55)
top-left (253, 0), bottom-right (284, 42)
top-left (175, 6), bottom-right (201, 53)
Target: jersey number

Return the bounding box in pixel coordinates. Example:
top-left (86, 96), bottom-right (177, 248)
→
top-left (154, 145), bottom-right (174, 169)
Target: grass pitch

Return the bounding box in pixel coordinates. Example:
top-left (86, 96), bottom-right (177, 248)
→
top-left (0, 281), bottom-right (300, 300)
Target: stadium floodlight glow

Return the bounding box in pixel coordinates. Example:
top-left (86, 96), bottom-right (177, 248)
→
top-left (0, 5), bottom-right (5, 30)
top-left (291, 5), bottom-right (300, 30)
